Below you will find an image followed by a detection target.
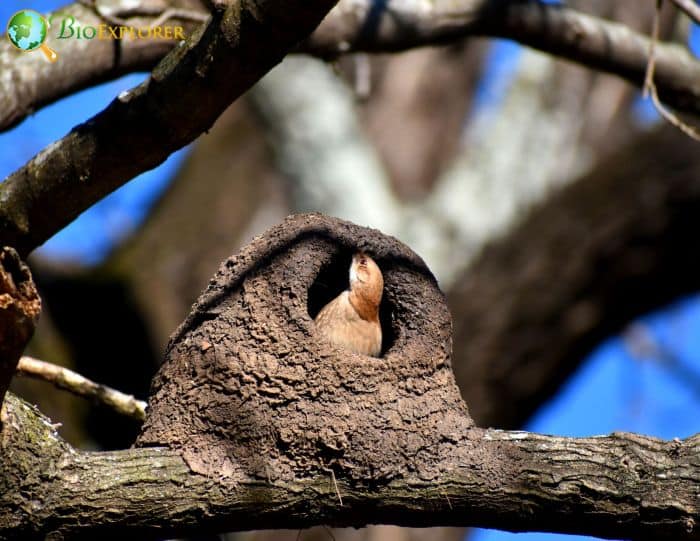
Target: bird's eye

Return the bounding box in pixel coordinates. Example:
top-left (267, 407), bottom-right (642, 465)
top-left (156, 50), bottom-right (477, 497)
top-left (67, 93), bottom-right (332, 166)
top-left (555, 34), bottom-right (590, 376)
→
top-left (359, 257), bottom-right (367, 266)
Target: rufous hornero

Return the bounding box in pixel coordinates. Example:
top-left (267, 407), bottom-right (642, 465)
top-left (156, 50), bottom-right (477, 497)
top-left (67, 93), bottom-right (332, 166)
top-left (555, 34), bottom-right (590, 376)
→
top-left (314, 252), bottom-right (383, 357)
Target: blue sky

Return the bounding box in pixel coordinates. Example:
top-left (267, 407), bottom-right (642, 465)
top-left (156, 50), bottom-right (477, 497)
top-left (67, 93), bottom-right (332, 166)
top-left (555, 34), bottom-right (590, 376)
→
top-left (2, 2), bottom-right (700, 540)
top-left (1, 0), bottom-right (187, 263)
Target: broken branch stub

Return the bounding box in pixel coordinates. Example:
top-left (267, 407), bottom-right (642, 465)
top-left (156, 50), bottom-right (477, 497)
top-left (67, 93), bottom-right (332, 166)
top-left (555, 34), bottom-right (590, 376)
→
top-left (137, 213), bottom-right (473, 485)
top-left (0, 247), bottom-right (41, 407)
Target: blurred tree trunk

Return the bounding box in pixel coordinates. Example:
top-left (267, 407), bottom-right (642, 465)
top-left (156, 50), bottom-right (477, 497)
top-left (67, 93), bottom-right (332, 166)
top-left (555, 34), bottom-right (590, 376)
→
top-left (348, 41), bottom-right (488, 199)
top-left (450, 124), bottom-right (700, 428)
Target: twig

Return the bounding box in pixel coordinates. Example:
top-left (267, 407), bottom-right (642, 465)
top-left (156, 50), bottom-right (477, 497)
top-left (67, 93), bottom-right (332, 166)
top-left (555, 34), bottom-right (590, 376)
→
top-left (644, 0), bottom-right (700, 141)
top-left (643, 0), bottom-right (663, 98)
top-left (329, 469), bottom-right (343, 506)
top-left (623, 324), bottom-right (700, 399)
top-left (670, 0), bottom-right (700, 24)
top-left (16, 356), bottom-right (147, 421)
top-left (647, 81), bottom-right (700, 140)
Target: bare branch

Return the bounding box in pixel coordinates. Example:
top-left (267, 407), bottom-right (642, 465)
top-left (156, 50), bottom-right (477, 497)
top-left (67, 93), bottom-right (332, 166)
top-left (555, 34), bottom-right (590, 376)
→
top-left (0, 0), bottom-right (340, 257)
top-left (670, 0), bottom-right (700, 24)
top-left (0, 1), bottom-right (183, 132)
top-left (643, 0), bottom-right (700, 140)
top-left (16, 356), bottom-right (147, 421)
top-left (77, 0), bottom-right (210, 28)
top-left (4, 0), bottom-right (700, 132)
top-left (643, 0), bottom-right (663, 98)
top-left (0, 247), bottom-right (40, 406)
top-left (647, 80), bottom-right (700, 140)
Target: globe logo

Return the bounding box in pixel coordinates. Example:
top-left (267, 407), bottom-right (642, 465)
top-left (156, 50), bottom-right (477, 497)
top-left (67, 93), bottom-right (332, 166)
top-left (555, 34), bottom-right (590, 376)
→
top-left (6, 10), bottom-right (58, 62)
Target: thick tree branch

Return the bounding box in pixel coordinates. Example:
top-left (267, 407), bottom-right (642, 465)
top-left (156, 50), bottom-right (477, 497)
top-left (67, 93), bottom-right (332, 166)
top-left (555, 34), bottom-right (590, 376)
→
top-left (308, 0), bottom-right (700, 119)
top-left (0, 0), bottom-right (339, 257)
top-left (1, 392), bottom-right (698, 540)
top-left (2, 215), bottom-right (698, 540)
top-left (0, 0), bottom-right (199, 132)
top-left (2, 0), bottom-right (699, 260)
top-left (3, 0), bottom-right (700, 133)
top-left (0, 248), bottom-right (40, 406)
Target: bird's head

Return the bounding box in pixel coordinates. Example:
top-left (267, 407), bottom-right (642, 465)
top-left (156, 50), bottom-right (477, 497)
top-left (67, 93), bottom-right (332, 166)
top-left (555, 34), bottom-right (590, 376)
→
top-left (349, 252), bottom-right (383, 308)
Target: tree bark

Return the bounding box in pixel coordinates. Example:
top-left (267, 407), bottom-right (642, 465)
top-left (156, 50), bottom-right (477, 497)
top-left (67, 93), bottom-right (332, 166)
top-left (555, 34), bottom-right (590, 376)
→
top-left (3, 215), bottom-right (699, 540)
top-left (0, 247), bottom-right (40, 405)
top-left (2, 388), bottom-right (698, 540)
top-left (3, 0), bottom-right (700, 132)
top-left (0, 0), bottom-right (339, 257)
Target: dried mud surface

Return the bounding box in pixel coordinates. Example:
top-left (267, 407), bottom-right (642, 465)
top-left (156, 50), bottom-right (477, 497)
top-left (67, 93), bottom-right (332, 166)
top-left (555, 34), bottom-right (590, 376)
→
top-left (137, 213), bottom-right (472, 485)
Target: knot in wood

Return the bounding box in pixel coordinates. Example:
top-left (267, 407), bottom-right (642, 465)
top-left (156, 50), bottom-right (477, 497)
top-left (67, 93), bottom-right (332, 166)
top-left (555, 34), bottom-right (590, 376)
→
top-left (136, 213), bottom-right (473, 484)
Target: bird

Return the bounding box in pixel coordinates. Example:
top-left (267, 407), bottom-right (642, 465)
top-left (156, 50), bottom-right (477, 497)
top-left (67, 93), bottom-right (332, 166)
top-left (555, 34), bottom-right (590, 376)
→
top-left (314, 252), bottom-right (383, 357)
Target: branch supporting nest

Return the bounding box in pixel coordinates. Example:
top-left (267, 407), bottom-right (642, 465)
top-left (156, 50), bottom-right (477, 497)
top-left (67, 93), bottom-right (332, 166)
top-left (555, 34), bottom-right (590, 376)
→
top-left (0, 216), bottom-right (699, 539)
top-left (16, 356), bottom-right (147, 421)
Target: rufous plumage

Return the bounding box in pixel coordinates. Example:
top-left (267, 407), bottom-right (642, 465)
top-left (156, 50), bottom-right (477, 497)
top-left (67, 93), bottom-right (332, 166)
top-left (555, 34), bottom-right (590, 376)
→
top-left (314, 252), bottom-right (383, 357)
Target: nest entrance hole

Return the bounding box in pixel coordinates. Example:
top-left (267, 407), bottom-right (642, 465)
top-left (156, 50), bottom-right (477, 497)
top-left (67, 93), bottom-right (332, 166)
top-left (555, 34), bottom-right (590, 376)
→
top-left (307, 248), bottom-right (396, 355)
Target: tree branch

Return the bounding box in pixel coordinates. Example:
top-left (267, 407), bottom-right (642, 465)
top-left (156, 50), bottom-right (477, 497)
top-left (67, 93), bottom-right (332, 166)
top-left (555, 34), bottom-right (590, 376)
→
top-left (2, 214), bottom-right (698, 539)
top-left (16, 356), bottom-right (147, 421)
top-left (670, 0), bottom-right (700, 25)
top-left (0, 0), bottom-right (191, 132)
top-left (0, 247), bottom-right (40, 406)
top-left (1, 392), bottom-right (698, 540)
top-left (0, 0), bottom-right (339, 257)
top-left (3, 0), bottom-right (700, 259)
top-left (4, 0), bottom-right (700, 133)
top-left (450, 124), bottom-right (700, 428)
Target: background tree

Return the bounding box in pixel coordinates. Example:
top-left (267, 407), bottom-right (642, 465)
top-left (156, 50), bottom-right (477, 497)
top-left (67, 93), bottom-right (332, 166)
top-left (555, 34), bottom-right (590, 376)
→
top-left (1, 1), bottom-right (700, 540)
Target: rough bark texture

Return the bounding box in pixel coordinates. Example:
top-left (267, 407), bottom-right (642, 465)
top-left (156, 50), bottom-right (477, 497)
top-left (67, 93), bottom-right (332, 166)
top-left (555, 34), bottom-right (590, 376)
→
top-left (2, 387), bottom-right (699, 540)
top-left (137, 213), bottom-right (466, 481)
top-left (0, 247), bottom-right (40, 405)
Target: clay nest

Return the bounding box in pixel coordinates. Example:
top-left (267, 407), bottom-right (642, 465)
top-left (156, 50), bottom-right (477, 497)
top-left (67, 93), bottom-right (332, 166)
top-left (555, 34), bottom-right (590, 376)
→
top-left (136, 213), bottom-right (473, 485)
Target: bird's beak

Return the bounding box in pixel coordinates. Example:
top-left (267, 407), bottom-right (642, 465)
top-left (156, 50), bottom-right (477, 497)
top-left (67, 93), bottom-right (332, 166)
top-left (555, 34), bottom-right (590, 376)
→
top-left (351, 253), bottom-right (361, 268)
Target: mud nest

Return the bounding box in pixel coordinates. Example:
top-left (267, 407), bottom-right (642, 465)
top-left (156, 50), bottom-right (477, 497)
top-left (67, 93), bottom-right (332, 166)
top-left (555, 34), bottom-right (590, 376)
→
top-left (137, 213), bottom-right (473, 485)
